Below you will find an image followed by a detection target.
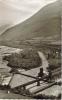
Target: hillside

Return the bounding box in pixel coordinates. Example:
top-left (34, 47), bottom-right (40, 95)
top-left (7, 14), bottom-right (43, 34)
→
top-left (0, 1), bottom-right (61, 44)
top-left (0, 24), bottom-right (11, 35)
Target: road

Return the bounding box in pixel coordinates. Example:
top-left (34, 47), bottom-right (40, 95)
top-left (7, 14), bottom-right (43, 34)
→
top-left (38, 51), bottom-right (49, 73)
top-left (20, 51), bottom-right (49, 77)
top-left (0, 46), bottom-right (61, 98)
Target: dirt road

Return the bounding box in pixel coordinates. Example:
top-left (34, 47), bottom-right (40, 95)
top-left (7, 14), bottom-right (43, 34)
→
top-left (38, 51), bottom-right (49, 73)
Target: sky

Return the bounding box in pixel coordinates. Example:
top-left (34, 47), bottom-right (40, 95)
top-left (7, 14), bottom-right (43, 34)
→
top-left (0, 0), bottom-right (57, 26)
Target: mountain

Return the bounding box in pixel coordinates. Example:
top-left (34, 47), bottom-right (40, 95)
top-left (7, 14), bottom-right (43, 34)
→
top-left (0, 1), bottom-right (61, 44)
top-left (0, 24), bottom-right (11, 35)
top-left (0, 1), bottom-right (23, 36)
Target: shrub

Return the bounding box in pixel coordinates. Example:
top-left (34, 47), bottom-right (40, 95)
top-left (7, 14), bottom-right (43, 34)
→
top-left (4, 48), bottom-right (41, 70)
top-left (3, 55), bottom-right (10, 61)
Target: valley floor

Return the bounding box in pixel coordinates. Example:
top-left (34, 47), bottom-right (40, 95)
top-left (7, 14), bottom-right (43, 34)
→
top-left (0, 45), bottom-right (61, 99)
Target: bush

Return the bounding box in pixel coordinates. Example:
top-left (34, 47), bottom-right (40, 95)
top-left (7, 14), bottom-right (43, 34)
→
top-left (4, 48), bottom-right (41, 70)
top-left (3, 55), bottom-right (10, 61)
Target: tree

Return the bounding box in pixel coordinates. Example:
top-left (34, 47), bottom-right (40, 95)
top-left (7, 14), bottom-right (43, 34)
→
top-left (6, 48), bottom-right (41, 70)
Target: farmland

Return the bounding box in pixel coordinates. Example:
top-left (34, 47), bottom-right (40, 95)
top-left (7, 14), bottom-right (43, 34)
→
top-left (0, 42), bottom-right (61, 99)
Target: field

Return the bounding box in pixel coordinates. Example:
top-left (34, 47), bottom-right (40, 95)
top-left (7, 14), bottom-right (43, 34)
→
top-left (0, 42), bottom-right (61, 99)
top-left (0, 90), bottom-right (31, 99)
top-left (0, 46), bottom-right (32, 98)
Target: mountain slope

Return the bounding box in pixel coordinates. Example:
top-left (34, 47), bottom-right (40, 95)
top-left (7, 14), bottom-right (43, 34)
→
top-left (0, 1), bottom-right (61, 42)
top-left (0, 24), bottom-right (11, 35)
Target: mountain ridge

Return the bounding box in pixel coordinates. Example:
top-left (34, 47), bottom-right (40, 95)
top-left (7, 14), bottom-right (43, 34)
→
top-left (0, 1), bottom-right (61, 43)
